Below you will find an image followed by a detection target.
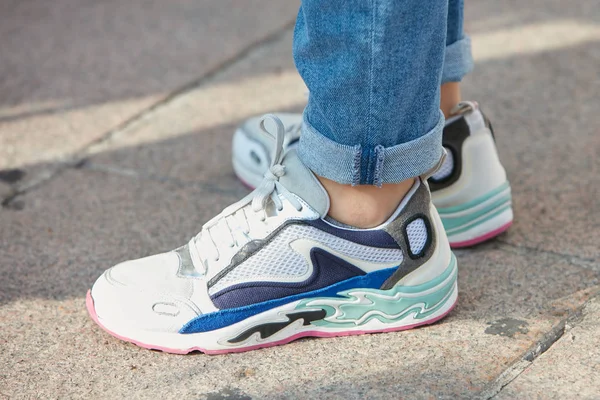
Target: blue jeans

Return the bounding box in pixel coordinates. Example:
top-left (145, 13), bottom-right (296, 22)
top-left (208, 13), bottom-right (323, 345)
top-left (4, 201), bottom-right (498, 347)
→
top-left (295, 0), bottom-right (473, 186)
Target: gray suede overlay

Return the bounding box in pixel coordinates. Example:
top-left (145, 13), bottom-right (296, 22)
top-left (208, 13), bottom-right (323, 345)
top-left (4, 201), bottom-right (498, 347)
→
top-left (278, 150), bottom-right (329, 217)
top-left (175, 245), bottom-right (203, 279)
top-left (381, 181), bottom-right (437, 289)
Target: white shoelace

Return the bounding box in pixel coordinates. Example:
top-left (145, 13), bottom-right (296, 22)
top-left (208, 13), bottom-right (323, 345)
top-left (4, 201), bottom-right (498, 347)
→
top-left (190, 114), bottom-right (303, 275)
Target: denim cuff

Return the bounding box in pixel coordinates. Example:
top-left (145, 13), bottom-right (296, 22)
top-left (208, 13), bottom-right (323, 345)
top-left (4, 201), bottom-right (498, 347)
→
top-left (297, 111), bottom-right (445, 186)
top-left (442, 35), bottom-right (474, 84)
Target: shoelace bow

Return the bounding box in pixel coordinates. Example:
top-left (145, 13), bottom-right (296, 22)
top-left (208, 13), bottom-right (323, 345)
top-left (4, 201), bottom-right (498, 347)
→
top-left (190, 114), bottom-right (303, 275)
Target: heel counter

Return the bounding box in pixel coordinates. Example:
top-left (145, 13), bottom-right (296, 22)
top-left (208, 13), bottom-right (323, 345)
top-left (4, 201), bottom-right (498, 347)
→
top-left (381, 180), bottom-right (452, 288)
top-left (432, 110), bottom-right (508, 207)
top-left (429, 115), bottom-right (470, 191)
top-left (397, 204), bottom-right (453, 286)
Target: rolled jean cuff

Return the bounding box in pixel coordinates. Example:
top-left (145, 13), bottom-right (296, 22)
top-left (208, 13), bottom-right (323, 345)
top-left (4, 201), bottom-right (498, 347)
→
top-left (297, 111), bottom-right (445, 186)
top-left (442, 35), bottom-right (474, 84)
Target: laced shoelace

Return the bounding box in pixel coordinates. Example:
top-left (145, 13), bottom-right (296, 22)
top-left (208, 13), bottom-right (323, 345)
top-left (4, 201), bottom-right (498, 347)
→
top-left (190, 114), bottom-right (303, 275)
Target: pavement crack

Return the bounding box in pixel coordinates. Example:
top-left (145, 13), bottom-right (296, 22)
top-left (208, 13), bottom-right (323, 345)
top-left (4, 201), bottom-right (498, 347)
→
top-left (0, 20), bottom-right (294, 206)
top-left (479, 291), bottom-right (598, 399)
top-left (80, 20), bottom-right (295, 156)
top-left (83, 163), bottom-right (141, 178)
top-left (1, 164), bottom-right (67, 209)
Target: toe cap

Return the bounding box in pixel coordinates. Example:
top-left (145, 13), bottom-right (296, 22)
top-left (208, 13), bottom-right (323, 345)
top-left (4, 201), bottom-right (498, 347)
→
top-left (91, 252), bottom-right (200, 333)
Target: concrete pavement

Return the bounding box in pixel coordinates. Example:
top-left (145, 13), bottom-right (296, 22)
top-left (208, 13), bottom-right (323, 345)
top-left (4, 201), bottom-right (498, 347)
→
top-left (1, 0), bottom-right (599, 398)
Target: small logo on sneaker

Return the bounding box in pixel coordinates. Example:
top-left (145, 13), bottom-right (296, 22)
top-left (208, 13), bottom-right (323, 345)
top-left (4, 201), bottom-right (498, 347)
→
top-left (227, 309), bottom-right (326, 343)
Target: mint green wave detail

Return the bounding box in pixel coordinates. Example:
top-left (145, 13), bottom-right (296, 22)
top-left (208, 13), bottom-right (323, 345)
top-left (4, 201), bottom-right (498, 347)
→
top-left (295, 255), bottom-right (457, 328)
top-left (436, 182), bottom-right (512, 233)
top-left (441, 195), bottom-right (511, 232)
top-left (437, 181), bottom-right (510, 214)
top-left (444, 204), bottom-right (512, 236)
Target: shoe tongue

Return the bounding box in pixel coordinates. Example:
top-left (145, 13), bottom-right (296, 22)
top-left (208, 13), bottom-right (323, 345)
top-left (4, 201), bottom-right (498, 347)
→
top-left (277, 149), bottom-right (330, 217)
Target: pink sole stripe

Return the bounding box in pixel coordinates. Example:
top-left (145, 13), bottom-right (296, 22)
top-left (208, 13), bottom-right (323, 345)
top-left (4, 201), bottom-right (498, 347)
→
top-left (86, 290), bottom-right (456, 355)
top-left (449, 221), bottom-right (512, 248)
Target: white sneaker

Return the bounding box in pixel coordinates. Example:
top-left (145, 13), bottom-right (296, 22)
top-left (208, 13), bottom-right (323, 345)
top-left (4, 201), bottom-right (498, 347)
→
top-left (88, 115), bottom-right (457, 354)
top-left (232, 102), bottom-right (513, 247)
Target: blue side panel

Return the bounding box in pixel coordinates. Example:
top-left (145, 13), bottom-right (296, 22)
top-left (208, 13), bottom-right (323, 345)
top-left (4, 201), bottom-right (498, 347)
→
top-left (210, 248), bottom-right (366, 309)
top-left (179, 267), bottom-right (397, 334)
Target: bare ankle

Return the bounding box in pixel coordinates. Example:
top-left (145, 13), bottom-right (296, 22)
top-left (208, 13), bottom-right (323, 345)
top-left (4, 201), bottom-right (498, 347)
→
top-left (440, 82), bottom-right (462, 118)
top-left (317, 176), bottom-right (415, 229)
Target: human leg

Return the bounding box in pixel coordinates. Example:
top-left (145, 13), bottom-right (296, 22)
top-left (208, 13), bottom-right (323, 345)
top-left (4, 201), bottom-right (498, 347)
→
top-left (87, 1), bottom-right (457, 354)
top-left (293, 1), bottom-right (448, 228)
top-left (440, 0), bottom-right (472, 116)
top-left (234, 0), bottom-right (512, 247)
top-left (294, 1), bottom-right (446, 187)
top-left (429, 1), bottom-right (512, 246)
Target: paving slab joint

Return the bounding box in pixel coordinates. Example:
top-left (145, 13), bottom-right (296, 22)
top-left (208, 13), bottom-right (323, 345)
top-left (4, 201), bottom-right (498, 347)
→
top-left (0, 158), bottom-right (85, 209)
top-left (81, 21), bottom-right (295, 157)
top-left (0, 21), bottom-right (295, 208)
top-left (479, 288), bottom-right (600, 399)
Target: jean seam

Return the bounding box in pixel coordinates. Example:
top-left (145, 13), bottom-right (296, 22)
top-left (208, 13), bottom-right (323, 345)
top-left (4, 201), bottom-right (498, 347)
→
top-left (352, 147), bottom-right (362, 186)
top-left (366, 0), bottom-right (375, 184)
top-left (366, 148), bottom-right (373, 185)
top-left (373, 145), bottom-right (385, 187)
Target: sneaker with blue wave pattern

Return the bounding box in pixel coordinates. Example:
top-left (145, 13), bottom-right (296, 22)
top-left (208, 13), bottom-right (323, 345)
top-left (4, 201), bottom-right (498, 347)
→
top-left (87, 115), bottom-right (458, 354)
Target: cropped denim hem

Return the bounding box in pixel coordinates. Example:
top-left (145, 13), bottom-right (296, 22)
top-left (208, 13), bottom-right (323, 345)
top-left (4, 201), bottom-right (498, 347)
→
top-left (298, 111), bottom-right (445, 186)
top-left (442, 35), bottom-right (473, 84)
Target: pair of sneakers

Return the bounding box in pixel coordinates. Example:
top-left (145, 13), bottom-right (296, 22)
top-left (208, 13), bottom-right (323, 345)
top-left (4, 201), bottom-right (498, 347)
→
top-left (87, 102), bottom-right (512, 354)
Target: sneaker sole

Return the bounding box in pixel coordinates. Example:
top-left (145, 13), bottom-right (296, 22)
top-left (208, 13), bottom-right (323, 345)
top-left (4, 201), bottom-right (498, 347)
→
top-left (87, 255), bottom-right (458, 355)
top-left (448, 220), bottom-right (512, 248)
